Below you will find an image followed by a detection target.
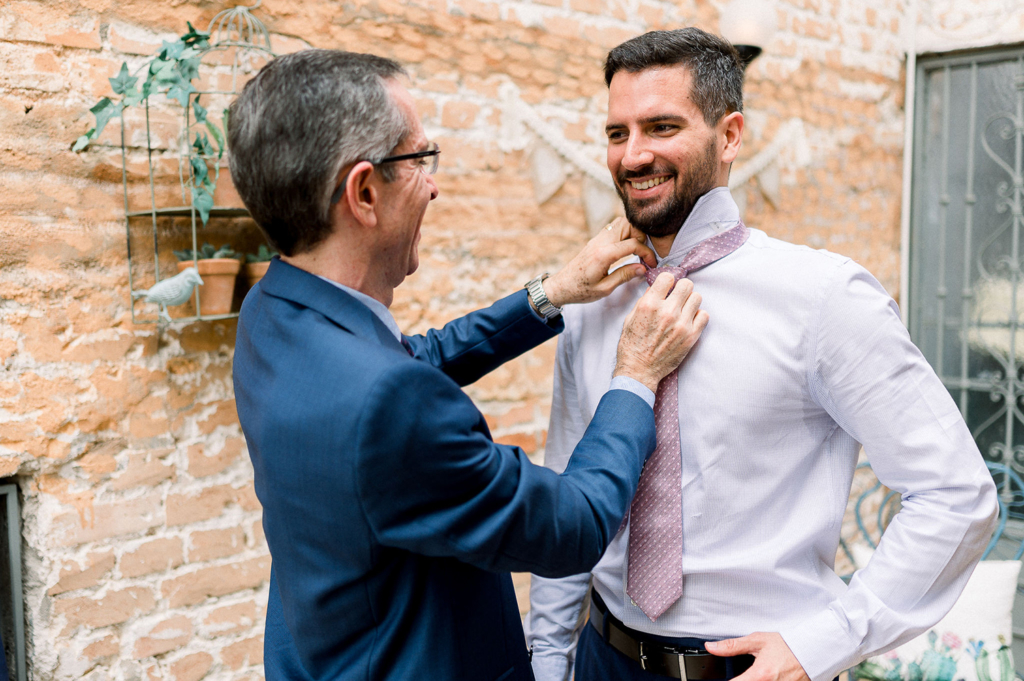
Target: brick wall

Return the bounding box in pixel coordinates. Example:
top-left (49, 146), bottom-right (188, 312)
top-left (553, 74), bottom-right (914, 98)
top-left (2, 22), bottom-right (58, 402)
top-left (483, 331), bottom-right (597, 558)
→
top-left (0, 0), bottom-right (939, 678)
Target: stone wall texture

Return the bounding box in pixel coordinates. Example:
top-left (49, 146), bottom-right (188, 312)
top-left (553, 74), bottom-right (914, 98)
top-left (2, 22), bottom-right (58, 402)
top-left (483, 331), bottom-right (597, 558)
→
top-left (2, 0), bottom-right (1017, 679)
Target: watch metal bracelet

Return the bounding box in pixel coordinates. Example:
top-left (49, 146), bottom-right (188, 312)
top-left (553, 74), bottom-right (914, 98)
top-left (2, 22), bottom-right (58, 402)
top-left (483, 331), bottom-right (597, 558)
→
top-left (525, 274), bottom-right (562, 321)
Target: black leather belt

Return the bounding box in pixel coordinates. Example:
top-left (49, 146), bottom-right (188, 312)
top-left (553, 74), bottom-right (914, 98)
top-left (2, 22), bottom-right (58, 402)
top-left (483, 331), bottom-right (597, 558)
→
top-left (588, 588), bottom-right (754, 680)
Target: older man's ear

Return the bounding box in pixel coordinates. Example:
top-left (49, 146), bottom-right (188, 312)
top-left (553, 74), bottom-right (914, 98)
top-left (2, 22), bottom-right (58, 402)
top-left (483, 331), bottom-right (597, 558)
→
top-left (337, 161), bottom-right (378, 228)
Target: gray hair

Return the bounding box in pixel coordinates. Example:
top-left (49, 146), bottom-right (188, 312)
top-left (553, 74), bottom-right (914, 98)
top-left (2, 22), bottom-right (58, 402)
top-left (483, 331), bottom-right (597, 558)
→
top-left (604, 28), bottom-right (744, 127)
top-left (227, 49), bottom-right (410, 256)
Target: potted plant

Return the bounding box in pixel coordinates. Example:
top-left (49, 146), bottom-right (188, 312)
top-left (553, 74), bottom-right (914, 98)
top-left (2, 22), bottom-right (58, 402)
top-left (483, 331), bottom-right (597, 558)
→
top-left (173, 243), bottom-right (241, 315)
top-left (244, 244), bottom-right (278, 288)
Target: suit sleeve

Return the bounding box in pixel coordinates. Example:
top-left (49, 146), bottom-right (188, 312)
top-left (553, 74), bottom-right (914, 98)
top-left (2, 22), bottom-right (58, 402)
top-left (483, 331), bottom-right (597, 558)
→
top-left (778, 261), bottom-right (999, 681)
top-left (353, 357), bottom-right (656, 577)
top-left (404, 289), bottom-right (562, 386)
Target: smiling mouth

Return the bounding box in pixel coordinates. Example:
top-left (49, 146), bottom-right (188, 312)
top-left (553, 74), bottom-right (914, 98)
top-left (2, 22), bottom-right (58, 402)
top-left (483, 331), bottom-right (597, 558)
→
top-left (628, 176), bottom-right (670, 191)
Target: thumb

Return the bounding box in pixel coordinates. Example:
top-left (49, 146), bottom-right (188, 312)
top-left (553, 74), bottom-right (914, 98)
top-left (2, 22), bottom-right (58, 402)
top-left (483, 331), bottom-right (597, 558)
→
top-left (706, 635), bottom-right (759, 657)
top-left (598, 263), bottom-right (645, 294)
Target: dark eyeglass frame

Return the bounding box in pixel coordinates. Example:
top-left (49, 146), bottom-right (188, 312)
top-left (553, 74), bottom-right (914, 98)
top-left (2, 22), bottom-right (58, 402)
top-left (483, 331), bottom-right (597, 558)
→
top-left (330, 144), bottom-right (441, 205)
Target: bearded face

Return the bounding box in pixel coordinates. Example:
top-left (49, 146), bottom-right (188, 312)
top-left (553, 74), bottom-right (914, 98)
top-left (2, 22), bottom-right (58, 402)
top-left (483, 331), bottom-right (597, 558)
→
top-left (605, 66), bottom-right (729, 241)
top-left (614, 132), bottom-right (719, 238)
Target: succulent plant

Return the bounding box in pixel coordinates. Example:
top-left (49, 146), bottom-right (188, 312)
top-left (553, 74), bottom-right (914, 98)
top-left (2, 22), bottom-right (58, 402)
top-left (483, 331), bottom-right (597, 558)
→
top-left (174, 243), bottom-right (239, 261)
top-left (245, 244), bottom-right (279, 263)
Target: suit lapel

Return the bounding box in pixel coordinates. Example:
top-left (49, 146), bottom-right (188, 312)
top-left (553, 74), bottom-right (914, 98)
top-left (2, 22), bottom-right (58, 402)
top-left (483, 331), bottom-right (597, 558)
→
top-left (259, 258), bottom-right (406, 353)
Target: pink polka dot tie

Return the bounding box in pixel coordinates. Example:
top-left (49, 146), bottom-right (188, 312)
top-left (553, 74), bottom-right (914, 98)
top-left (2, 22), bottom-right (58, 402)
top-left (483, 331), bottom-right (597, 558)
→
top-left (626, 222), bottom-right (749, 622)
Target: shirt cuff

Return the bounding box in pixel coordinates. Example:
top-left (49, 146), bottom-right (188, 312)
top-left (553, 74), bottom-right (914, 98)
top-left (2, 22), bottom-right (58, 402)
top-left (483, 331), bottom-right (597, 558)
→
top-left (531, 649), bottom-right (572, 681)
top-left (778, 605), bottom-right (861, 681)
top-left (609, 376), bottom-right (655, 409)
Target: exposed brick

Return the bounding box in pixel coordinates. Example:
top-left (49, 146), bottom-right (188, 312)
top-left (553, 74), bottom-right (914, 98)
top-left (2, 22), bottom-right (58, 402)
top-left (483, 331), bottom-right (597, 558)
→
top-left (74, 439), bottom-right (125, 482)
top-left (83, 634), bottom-right (119, 661)
top-left (203, 601), bottom-right (257, 637)
top-left (55, 586), bottom-right (156, 632)
top-left (251, 519), bottom-right (265, 548)
top-left (48, 550), bottom-right (115, 596)
top-left (120, 537), bottom-right (185, 578)
top-left (441, 101), bottom-right (480, 129)
top-left (0, 456), bottom-right (19, 477)
top-left (166, 484), bottom-right (235, 526)
top-left (196, 400), bottom-right (239, 435)
top-left (187, 437), bottom-right (245, 478)
top-left (235, 484), bottom-right (261, 512)
top-left (53, 492), bottom-right (163, 547)
top-left (495, 432), bottom-right (537, 455)
top-left (110, 452), bottom-right (175, 491)
top-left (134, 615), bottom-right (193, 659)
top-left (161, 556), bottom-right (271, 608)
top-left (221, 635), bottom-right (264, 671)
top-left (170, 652), bottom-right (213, 681)
top-left (188, 527), bottom-right (246, 563)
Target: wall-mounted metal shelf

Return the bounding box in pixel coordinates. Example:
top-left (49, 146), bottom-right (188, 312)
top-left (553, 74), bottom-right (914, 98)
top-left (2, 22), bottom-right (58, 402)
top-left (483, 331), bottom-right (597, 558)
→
top-left (122, 2), bottom-right (274, 325)
top-left (126, 207), bottom-right (252, 219)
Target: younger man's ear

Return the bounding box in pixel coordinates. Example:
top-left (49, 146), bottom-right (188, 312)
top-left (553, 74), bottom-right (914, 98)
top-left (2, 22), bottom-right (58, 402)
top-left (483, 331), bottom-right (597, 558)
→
top-left (719, 111), bottom-right (744, 164)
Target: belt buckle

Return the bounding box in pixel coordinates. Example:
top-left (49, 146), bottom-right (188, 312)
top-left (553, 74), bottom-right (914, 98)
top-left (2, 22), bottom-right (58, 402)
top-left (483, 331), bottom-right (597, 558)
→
top-left (638, 641), bottom-right (649, 672)
top-left (675, 647), bottom-right (703, 681)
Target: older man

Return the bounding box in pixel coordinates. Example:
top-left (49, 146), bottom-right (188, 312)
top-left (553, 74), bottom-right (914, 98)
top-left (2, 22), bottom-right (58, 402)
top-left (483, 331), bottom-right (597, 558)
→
top-left (228, 49), bottom-right (708, 681)
top-left (528, 28), bottom-right (998, 681)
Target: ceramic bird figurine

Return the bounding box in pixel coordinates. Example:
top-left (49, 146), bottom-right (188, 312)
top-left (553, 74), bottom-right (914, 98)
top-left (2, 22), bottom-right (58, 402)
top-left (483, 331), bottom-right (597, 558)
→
top-left (132, 267), bottom-right (204, 322)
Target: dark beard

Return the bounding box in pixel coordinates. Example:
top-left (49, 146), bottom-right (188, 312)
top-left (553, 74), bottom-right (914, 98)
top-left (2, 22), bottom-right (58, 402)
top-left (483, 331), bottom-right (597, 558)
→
top-left (615, 134), bottom-right (720, 238)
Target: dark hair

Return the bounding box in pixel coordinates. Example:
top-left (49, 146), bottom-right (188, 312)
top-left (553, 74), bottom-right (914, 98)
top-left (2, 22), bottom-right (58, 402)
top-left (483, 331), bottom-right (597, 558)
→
top-left (227, 50), bottom-right (409, 256)
top-left (604, 28), bottom-right (744, 127)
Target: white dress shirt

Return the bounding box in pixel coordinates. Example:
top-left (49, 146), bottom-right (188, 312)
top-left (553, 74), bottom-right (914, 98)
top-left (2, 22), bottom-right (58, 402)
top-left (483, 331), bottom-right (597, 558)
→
top-left (527, 188), bottom-right (998, 681)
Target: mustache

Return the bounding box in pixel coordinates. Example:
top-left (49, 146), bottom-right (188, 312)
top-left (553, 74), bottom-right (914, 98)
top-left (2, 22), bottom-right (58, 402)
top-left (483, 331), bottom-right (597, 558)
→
top-left (617, 167), bottom-right (676, 184)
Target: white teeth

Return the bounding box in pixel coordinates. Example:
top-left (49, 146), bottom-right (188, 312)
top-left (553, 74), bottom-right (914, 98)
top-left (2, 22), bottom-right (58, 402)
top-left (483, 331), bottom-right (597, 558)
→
top-left (630, 176), bottom-right (668, 190)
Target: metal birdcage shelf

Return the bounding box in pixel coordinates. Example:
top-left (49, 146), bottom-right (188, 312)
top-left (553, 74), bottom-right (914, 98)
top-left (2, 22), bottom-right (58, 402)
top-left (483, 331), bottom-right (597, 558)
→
top-left (123, 1), bottom-right (275, 325)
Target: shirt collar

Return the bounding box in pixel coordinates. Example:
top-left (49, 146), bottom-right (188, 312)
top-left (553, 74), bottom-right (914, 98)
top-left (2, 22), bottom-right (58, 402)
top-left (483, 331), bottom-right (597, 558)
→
top-left (315, 276), bottom-right (403, 343)
top-left (650, 187), bottom-right (741, 267)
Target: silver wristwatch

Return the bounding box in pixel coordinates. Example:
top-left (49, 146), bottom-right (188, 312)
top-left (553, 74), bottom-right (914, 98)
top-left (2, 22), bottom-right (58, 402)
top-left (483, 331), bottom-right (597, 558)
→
top-left (525, 274), bottom-right (562, 321)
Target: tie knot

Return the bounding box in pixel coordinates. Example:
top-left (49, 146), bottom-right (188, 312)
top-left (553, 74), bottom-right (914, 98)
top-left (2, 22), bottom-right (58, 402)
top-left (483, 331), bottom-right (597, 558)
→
top-left (643, 223), bottom-right (750, 288)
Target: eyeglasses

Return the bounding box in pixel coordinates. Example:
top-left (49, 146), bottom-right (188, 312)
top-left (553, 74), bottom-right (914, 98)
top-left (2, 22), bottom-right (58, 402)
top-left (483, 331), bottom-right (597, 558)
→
top-left (330, 142), bottom-right (441, 204)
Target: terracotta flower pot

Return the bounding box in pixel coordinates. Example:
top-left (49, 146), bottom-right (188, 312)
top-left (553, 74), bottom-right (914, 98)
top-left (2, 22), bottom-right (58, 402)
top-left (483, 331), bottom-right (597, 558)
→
top-left (244, 261), bottom-right (270, 289)
top-left (177, 258), bottom-right (241, 316)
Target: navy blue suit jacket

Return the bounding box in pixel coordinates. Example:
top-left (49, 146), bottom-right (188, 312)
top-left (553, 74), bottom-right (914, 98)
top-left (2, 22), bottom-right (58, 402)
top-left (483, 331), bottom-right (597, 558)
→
top-left (233, 259), bottom-right (656, 681)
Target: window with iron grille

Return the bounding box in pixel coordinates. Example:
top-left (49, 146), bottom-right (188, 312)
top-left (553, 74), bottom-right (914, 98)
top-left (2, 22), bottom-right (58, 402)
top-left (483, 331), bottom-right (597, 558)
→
top-left (908, 44), bottom-right (1024, 662)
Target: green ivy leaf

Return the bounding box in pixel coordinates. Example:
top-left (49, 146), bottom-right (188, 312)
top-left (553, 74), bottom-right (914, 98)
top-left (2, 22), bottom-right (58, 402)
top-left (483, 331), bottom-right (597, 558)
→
top-left (72, 131), bottom-right (94, 152)
top-left (122, 84), bottom-right (143, 108)
top-left (166, 80), bottom-right (194, 108)
top-left (190, 154), bottom-right (210, 185)
top-left (192, 98), bottom-right (208, 124)
top-left (205, 121), bottom-right (225, 157)
top-left (158, 39), bottom-right (185, 61)
top-left (177, 55), bottom-right (201, 83)
top-left (90, 98), bottom-right (119, 141)
top-left (192, 187), bottom-right (214, 225)
top-left (193, 132), bottom-right (216, 158)
top-left (109, 63), bottom-right (138, 95)
top-left (181, 22), bottom-right (210, 48)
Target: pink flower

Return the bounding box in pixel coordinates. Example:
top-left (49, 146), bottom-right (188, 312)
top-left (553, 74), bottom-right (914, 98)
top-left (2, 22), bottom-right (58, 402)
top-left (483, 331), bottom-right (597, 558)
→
top-left (942, 632), bottom-right (962, 650)
top-left (884, 651), bottom-right (899, 660)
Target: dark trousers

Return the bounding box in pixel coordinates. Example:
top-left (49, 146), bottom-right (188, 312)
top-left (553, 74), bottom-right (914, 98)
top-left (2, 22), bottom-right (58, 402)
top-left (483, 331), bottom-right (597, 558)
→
top-left (575, 622), bottom-right (750, 681)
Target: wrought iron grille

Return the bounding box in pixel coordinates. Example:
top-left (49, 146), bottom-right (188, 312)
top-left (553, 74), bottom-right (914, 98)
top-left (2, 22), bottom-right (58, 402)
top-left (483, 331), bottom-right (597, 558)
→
top-left (909, 46), bottom-right (1024, 518)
